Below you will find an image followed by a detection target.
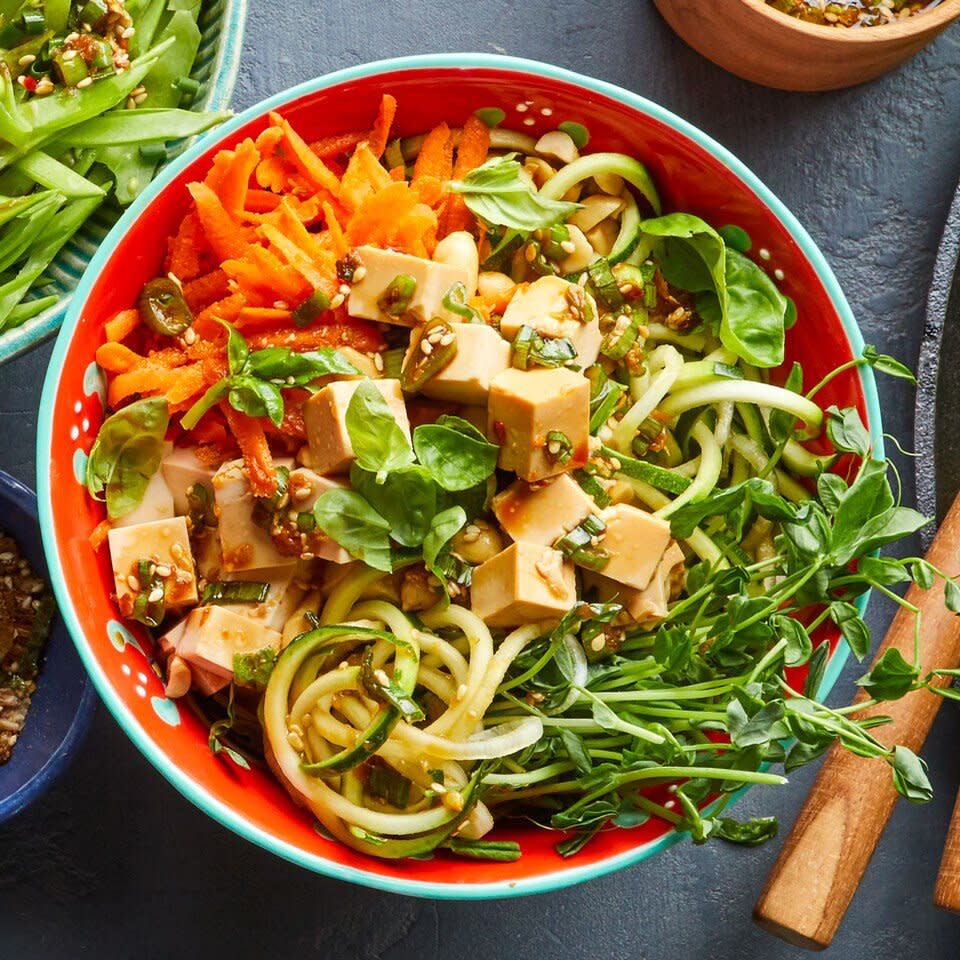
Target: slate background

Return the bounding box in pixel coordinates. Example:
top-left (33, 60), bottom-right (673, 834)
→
top-left (2, 2), bottom-right (960, 957)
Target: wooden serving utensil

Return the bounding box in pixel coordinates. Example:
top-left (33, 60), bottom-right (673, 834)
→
top-left (753, 490), bottom-right (960, 950)
top-left (934, 791), bottom-right (960, 911)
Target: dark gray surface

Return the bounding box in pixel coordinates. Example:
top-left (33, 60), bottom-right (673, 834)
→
top-left (2, 2), bottom-right (960, 957)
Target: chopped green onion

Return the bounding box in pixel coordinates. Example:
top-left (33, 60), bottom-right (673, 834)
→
top-left (554, 514), bottom-right (609, 571)
top-left (630, 416), bottom-right (666, 458)
top-left (574, 468), bottom-right (612, 508)
top-left (442, 281), bottom-right (482, 322)
top-left (292, 288), bottom-right (331, 328)
top-left (587, 364), bottom-right (626, 433)
top-left (53, 48), bottom-right (90, 86)
top-left (601, 307), bottom-right (643, 361)
top-left (186, 482), bottom-right (216, 531)
top-left (367, 762), bottom-right (412, 808)
top-left (378, 274), bottom-right (417, 317)
top-left (539, 222), bottom-right (570, 261)
top-left (78, 0), bottom-right (109, 24)
top-left (381, 347), bottom-right (405, 379)
top-left (587, 257), bottom-right (624, 311)
top-left (511, 324), bottom-right (577, 370)
top-left (131, 558), bottom-right (165, 627)
top-left (20, 9), bottom-right (45, 34)
top-left (546, 430), bottom-right (574, 465)
top-left (172, 76), bottom-right (201, 97)
top-left (296, 511), bottom-right (316, 532)
top-left (251, 466), bottom-right (290, 530)
top-left (202, 581), bottom-right (270, 605)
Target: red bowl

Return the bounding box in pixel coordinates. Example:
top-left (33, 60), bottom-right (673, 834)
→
top-left (36, 55), bottom-right (880, 898)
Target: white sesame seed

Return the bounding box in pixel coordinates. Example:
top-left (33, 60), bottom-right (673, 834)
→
top-left (147, 587), bottom-right (164, 603)
top-left (428, 329), bottom-right (444, 344)
top-left (374, 668), bottom-right (390, 686)
top-left (133, 91), bottom-right (148, 104)
top-left (126, 575), bottom-right (139, 592)
top-left (372, 352), bottom-right (384, 371)
top-left (352, 265), bottom-right (367, 281)
top-left (76, 76), bottom-right (94, 89)
top-left (15, 76), bottom-right (27, 88)
top-left (560, 239), bottom-right (576, 254)
top-left (548, 440), bottom-right (561, 455)
top-left (420, 339), bottom-right (433, 355)
top-left (338, 283), bottom-right (350, 295)
top-left (122, 26), bottom-right (136, 38)
top-left (155, 564), bottom-right (172, 578)
top-left (63, 50), bottom-right (77, 61)
top-left (430, 781), bottom-right (447, 794)
top-left (183, 328), bottom-right (197, 345)
top-left (456, 683), bottom-right (468, 701)
top-left (18, 54), bottom-right (36, 66)
top-left (330, 293), bottom-right (345, 309)
top-left (590, 635), bottom-right (605, 652)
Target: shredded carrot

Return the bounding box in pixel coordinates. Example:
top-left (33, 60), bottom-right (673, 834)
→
top-left (413, 122), bottom-right (453, 184)
top-left (439, 114), bottom-right (489, 236)
top-left (367, 94), bottom-right (397, 159)
top-left (223, 403), bottom-right (276, 497)
top-left (188, 182), bottom-right (251, 262)
top-left (217, 138), bottom-right (261, 219)
top-left (246, 319), bottom-right (385, 354)
top-left (165, 211), bottom-right (206, 281)
top-left (89, 518), bottom-right (111, 551)
top-left (255, 154), bottom-right (288, 193)
top-left (311, 130), bottom-right (366, 160)
top-left (96, 341), bottom-right (143, 373)
top-left (182, 269), bottom-right (230, 314)
top-left (235, 307), bottom-right (293, 330)
top-left (323, 201), bottom-right (348, 258)
top-left (194, 292), bottom-right (247, 337)
top-left (270, 112), bottom-right (341, 197)
top-left (389, 165), bottom-right (405, 181)
top-left (244, 188), bottom-right (283, 213)
top-left (340, 143), bottom-right (393, 214)
top-left (104, 309), bottom-right (140, 343)
top-left (346, 180), bottom-right (423, 247)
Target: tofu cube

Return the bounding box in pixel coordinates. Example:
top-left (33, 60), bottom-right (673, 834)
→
top-left (303, 379), bottom-right (410, 476)
top-left (177, 605), bottom-right (282, 679)
top-left (108, 516), bottom-right (198, 613)
top-left (161, 446), bottom-right (217, 517)
top-left (492, 474), bottom-right (596, 546)
top-left (348, 246), bottom-right (472, 327)
top-left (583, 542), bottom-right (685, 626)
top-left (470, 541), bottom-right (576, 628)
top-left (213, 459), bottom-right (297, 574)
top-left (225, 566), bottom-right (309, 632)
top-left (596, 504), bottom-right (672, 590)
top-left (285, 468), bottom-right (352, 564)
top-left (500, 276), bottom-right (602, 368)
top-left (112, 469), bottom-right (175, 528)
top-left (158, 618), bottom-right (229, 695)
top-left (488, 367), bottom-right (590, 482)
top-left (405, 322), bottom-right (511, 404)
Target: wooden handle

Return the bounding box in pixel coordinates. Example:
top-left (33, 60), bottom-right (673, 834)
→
top-left (935, 788), bottom-right (960, 910)
top-left (754, 490), bottom-right (960, 950)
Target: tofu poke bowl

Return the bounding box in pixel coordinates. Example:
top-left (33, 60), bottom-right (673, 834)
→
top-left (36, 55), bottom-right (929, 897)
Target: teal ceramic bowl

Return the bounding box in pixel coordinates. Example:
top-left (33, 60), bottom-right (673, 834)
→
top-left (0, 0), bottom-right (248, 366)
top-left (37, 54), bottom-right (881, 898)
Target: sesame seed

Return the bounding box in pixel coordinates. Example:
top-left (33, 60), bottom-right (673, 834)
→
top-left (133, 91), bottom-right (148, 104)
top-left (131, 86), bottom-right (146, 97)
top-left (560, 239), bottom-right (576, 254)
top-left (524, 243), bottom-right (537, 262)
top-left (330, 293), bottom-right (345, 309)
top-left (338, 283), bottom-right (350, 295)
top-left (352, 265), bottom-right (367, 281)
top-left (15, 76), bottom-right (27, 88)
top-left (122, 26), bottom-right (136, 38)
top-left (18, 54), bottom-right (36, 66)
top-left (183, 328), bottom-right (197, 345)
top-left (456, 683), bottom-right (468, 701)
top-left (170, 542), bottom-right (186, 561)
top-left (428, 329), bottom-right (444, 343)
top-left (608, 457), bottom-right (621, 471)
top-left (126, 575), bottom-right (139, 592)
top-left (155, 564), bottom-right (172, 578)
top-left (590, 635), bottom-right (605, 652)
top-left (147, 587), bottom-right (164, 603)
top-left (374, 668), bottom-right (390, 686)
top-left (35, 78), bottom-right (54, 95)
top-left (63, 50), bottom-right (77, 61)
top-left (420, 339), bottom-right (433, 355)
top-left (547, 440), bottom-right (561, 455)
top-left (287, 731), bottom-right (305, 753)
top-left (372, 352), bottom-right (384, 371)
top-left (77, 76), bottom-right (94, 89)
top-left (430, 780), bottom-right (447, 794)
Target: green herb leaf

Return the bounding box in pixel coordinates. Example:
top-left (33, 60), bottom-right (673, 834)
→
top-left (856, 648), bottom-right (919, 701)
top-left (86, 396), bottom-right (169, 520)
top-left (713, 815), bottom-right (778, 846)
top-left (446, 837), bottom-right (522, 861)
top-left (247, 346), bottom-right (359, 384)
top-left (449, 154), bottom-right (581, 232)
top-left (829, 601), bottom-right (871, 660)
top-left (345, 380), bottom-right (414, 483)
top-left (891, 745), bottom-right (933, 803)
top-left (862, 345), bottom-right (917, 385)
top-left (233, 646), bottom-right (278, 687)
top-left (314, 488), bottom-right (393, 572)
top-left (825, 405), bottom-right (872, 458)
top-left (351, 464), bottom-right (437, 548)
top-left (413, 415), bottom-right (499, 492)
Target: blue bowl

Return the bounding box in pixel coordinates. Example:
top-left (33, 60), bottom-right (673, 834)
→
top-left (0, 470), bottom-right (97, 824)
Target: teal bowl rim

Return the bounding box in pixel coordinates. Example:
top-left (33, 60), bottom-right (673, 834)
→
top-left (36, 52), bottom-right (882, 900)
top-left (0, 0), bottom-right (249, 367)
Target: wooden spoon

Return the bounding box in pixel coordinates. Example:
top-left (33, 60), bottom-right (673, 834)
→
top-left (934, 790), bottom-right (960, 911)
top-left (753, 491), bottom-right (960, 950)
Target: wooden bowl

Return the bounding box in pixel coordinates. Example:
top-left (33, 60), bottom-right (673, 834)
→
top-left (653, 0), bottom-right (960, 91)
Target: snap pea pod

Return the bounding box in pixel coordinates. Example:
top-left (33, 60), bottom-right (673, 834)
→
top-left (13, 150), bottom-right (104, 198)
top-left (51, 108), bottom-right (232, 147)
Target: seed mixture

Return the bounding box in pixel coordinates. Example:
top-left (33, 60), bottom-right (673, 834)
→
top-left (767, 0), bottom-right (940, 26)
top-left (0, 535), bottom-right (55, 764)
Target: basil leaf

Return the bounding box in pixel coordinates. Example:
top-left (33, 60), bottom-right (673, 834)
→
top-left (228, 377), bottom-right (284, 426)
top-left (345, 380), bottom-right (414, 483)
top-left (219, 319), bottom-right (248, 375)
top-left (642, 213), bottom-right (726, 296)
top-left (702, 248), bottom-right (786, 369)
top-left (351, 464), bottom-right (437, 548)
top-left (233, 646), bottom-right (278, 687)
top-left (86, 396), bottom-right (169, 520)
top-left (423, 506), bottom-right (467, 571)
top-left (313, 488), bottom-right (393, 572)
top-left (247, 346), bottom-right (359, 384)
top-left (414, 417), bottom-right (499, 492)
top-left (449, 154), bottom-right (581, 232)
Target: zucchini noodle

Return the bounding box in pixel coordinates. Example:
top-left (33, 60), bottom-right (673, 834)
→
top-left (611, 344), bottom-right (684, 451)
